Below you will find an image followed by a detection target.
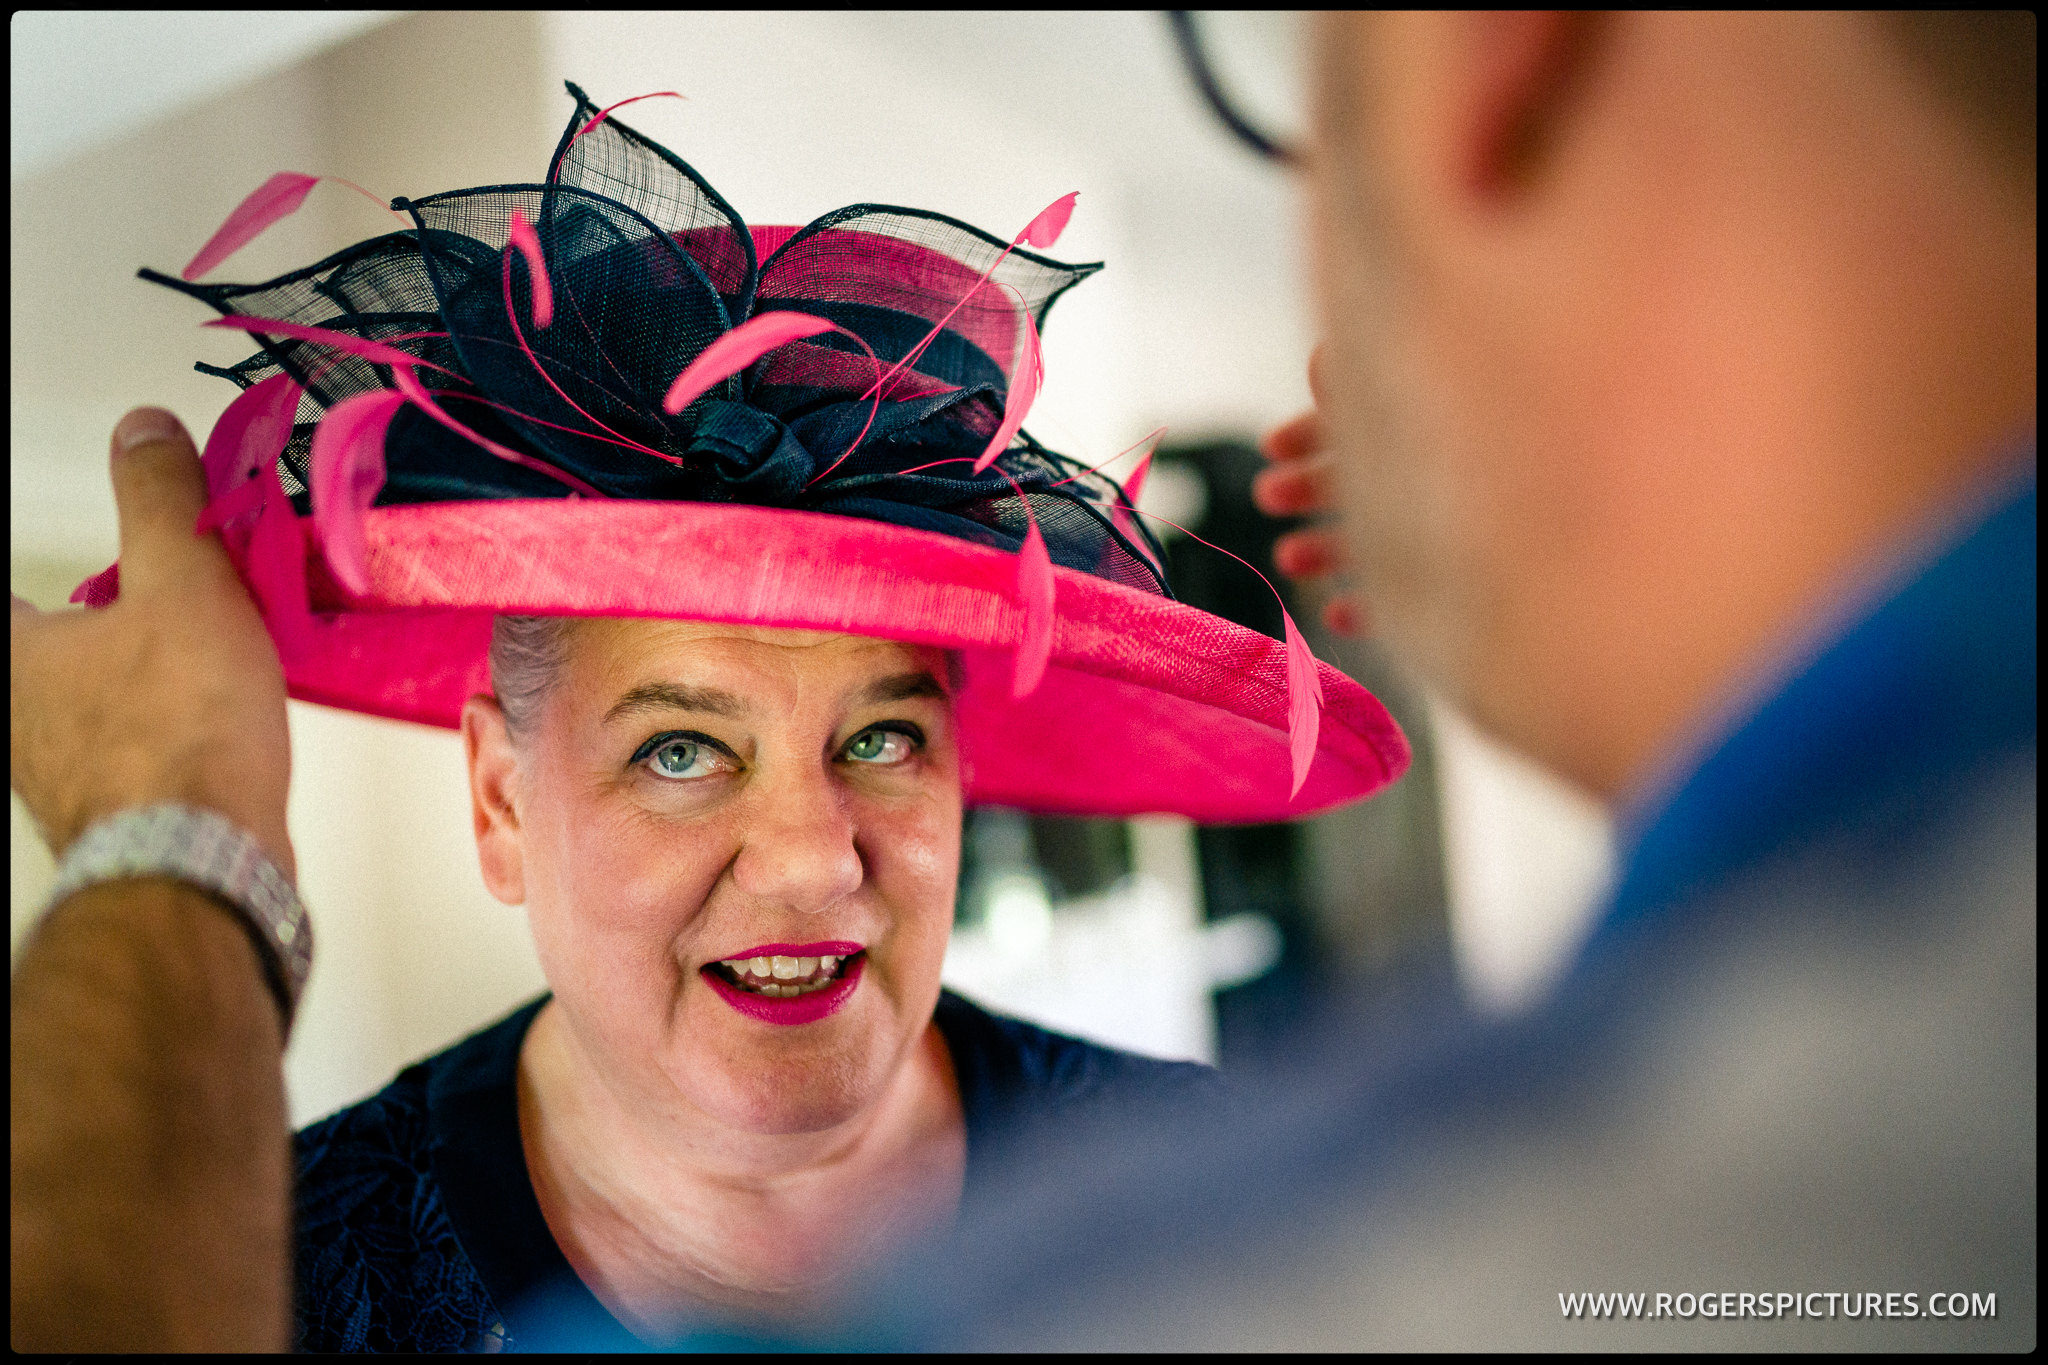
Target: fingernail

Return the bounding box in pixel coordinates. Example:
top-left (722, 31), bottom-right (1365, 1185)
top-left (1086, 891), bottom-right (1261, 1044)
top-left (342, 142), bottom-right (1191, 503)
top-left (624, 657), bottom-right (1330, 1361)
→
top-left (114, 407), bottom-right (183, 456)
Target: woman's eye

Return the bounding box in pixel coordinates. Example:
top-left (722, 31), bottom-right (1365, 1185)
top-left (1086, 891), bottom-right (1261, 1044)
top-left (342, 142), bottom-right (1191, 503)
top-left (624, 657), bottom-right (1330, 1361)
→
top-left (844, 727), bottom-right (916, 765)
top-left (642, 737), bottom-right (729, 781)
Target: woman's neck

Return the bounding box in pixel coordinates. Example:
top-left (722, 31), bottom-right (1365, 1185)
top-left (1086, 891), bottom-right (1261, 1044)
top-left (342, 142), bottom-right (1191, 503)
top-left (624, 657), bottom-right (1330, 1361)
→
top-left (515, 998), bottom-right (965, 1340)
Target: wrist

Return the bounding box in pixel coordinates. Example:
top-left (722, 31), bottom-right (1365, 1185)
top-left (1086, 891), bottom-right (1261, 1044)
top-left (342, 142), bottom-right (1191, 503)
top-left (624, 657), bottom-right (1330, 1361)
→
top-left (56, 807), bottom-right (296, 889)
top-left (57, 776), bottom-right (294, 887)
top-left (32, 877), bottom-right (287, 1045)
top-left (42, 805), bottom-right (311, 1037)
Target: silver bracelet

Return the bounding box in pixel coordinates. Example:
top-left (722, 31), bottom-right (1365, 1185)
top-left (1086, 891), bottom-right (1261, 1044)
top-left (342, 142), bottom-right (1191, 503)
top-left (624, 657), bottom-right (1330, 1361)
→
top-left (44, 804), bottom-right (311, 1038)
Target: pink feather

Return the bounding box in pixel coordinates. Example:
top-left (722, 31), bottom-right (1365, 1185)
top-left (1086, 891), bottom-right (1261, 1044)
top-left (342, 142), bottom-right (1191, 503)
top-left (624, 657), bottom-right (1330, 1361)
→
top-left (859, 190), bottom-right (1079, 405)
top-left (555, 91), bottom-right (687, 175)
top-left (201, 372), bottom-right (300, 504)
top-left (662, 311), bottom-right (838, 415)
top-left (498, 247), bottom-right (682, 466)
top-left (241, 446), bottom-right (318, 662)
top-left (507, 208), bottom-right (553, 328)
top-left (1011, 514), bottom-right (1056, 699)
top-left (1282, 608), bottom-right (1326, 799)
top-left (205, 317), bottom-right (459, 375)
top-left (1120, 446), bottom-right (1154, 508)
top-left (1074, 471), bottom-right (1326, 801)
top-left (1106, 442), bottom-right (1161, 569)
top-left (69, 563), bottom-right (119, 607)
top-left (973, 306), bottom-right (1042, 473)
top-left (181, 172), bottom-right (319, 281)
top-left (309, 389), bottom-right (405, 594)
top-left (194, 478), bottom-right (267, 535)
top-left (1017, 191), bottom-right (1079, 250)
top-left (387, 363), bottom-right (607, 498)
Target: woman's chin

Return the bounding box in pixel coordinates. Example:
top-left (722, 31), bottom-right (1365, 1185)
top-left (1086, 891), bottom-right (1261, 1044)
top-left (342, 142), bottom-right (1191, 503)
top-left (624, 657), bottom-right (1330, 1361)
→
top-left (674, 989), bottom-right (890, 1135)
top-left (692, 1060), bottom-right (878, 1136)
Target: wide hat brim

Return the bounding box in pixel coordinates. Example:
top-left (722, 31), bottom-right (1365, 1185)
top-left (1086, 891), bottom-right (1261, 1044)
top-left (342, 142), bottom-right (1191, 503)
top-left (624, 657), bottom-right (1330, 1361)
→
top-left (277, 499), bottom-right (1410, 823)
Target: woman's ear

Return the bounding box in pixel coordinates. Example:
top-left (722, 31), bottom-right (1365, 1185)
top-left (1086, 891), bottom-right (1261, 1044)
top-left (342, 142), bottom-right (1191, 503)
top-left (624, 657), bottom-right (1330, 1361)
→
top-left (462, 693), bottom-right (528, 906)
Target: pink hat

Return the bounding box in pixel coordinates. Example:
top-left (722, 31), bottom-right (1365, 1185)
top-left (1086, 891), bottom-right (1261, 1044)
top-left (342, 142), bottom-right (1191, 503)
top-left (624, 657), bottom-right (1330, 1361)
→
top-left (86, 83), bottom-right (1408, 823)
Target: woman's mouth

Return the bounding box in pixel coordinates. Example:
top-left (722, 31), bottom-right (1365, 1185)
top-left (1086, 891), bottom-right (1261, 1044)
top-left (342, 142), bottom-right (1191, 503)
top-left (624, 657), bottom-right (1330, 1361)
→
top-left (711, 950), bottom-right (853, 998)
top-left (701, 944), bottom-right (865, 1025)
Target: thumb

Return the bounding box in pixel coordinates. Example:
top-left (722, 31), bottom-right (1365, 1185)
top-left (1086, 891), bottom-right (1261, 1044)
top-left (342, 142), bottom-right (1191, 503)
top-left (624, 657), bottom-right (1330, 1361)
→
top-left (108, 407), bottom-right (228, 600)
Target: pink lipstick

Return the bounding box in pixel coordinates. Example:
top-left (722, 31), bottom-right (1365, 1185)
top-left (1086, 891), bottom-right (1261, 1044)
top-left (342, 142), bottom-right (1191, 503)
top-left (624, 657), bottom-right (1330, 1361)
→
top-left (702, 943), bottom-right (865, 1026)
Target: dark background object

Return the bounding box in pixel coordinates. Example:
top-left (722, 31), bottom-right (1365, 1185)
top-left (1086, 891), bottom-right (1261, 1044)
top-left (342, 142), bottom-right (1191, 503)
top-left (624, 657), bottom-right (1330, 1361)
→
top-left (1155, 439), bottom-right (1453, 1063)
top-left (955, 438), bottom-right (1456, 1065)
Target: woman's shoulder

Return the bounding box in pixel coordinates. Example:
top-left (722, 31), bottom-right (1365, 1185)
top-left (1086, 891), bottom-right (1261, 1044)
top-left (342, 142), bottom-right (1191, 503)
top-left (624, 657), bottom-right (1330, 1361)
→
top-left (291, 1000), bottom-right (544, 1352)
top-left (292, 1060), bottom-right (440, 1242)
top-left (293, 1067), bottom-right (502, 1352)
top-left (933, 989), bottom-right (1225, 1135)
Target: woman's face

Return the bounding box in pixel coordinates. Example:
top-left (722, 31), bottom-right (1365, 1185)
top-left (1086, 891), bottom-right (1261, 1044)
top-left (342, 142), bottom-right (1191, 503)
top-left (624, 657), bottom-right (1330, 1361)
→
top-left (465, 619), bottom-right (962, 1136)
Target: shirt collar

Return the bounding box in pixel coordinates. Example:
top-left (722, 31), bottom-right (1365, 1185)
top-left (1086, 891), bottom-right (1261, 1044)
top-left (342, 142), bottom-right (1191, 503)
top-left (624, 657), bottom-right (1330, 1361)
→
top-left (1593, 446), bottom-right (2036, 949)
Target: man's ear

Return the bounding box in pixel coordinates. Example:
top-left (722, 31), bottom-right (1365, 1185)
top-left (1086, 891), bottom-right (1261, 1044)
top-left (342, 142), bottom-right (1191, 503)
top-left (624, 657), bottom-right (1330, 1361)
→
top-left (1452, 10), bottom-right (1607, 203)
top-left (462, 693), bottom-right (527, 906)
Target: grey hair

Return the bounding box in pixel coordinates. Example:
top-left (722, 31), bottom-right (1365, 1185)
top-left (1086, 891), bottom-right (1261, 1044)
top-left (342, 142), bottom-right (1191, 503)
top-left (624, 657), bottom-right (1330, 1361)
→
top-left (489, 614), bottom-right (578, 738)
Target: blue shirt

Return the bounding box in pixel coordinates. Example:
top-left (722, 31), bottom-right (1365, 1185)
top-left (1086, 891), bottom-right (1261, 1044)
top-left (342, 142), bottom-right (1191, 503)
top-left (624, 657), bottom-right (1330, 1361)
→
top-left (1598, 459), bottom-right (2036, 952)
top-left (291, 988), bottom-right (1218, 1351)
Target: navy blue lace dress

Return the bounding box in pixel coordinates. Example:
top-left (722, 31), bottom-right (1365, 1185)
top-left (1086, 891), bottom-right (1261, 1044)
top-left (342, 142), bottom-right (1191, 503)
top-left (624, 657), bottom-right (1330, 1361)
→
top-left (291, 990), bottom-right (1219, 1351)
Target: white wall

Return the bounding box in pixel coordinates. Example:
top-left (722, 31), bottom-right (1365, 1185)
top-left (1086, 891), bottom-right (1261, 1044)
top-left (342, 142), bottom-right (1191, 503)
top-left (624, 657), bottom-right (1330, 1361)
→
top-left (8, 11), bottom-right (399, 182)
top-left (1430, 701), bottom-right (1613, 1012)
top-left (9, 13), bottom-right (561, 1124)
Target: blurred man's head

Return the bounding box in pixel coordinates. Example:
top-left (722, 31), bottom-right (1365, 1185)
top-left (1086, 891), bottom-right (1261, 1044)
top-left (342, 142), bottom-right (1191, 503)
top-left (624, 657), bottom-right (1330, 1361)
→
top-left (1307, 11), bottom-right (2035, 799)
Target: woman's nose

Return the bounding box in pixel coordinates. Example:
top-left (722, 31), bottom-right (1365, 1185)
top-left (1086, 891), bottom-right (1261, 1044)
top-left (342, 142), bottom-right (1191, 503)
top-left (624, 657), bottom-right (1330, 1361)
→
top-left (729, 766), bottom-right (864, 915)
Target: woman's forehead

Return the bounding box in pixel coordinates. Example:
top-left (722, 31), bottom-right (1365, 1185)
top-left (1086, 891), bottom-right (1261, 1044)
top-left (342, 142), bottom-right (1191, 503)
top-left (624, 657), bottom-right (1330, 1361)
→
top-left (571, 617), bottom-right (945, 689)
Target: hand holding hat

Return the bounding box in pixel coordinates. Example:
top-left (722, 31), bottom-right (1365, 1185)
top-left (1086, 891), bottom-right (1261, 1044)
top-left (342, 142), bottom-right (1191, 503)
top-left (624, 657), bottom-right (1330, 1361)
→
top-left (10, 409), bottom-right (295, 881)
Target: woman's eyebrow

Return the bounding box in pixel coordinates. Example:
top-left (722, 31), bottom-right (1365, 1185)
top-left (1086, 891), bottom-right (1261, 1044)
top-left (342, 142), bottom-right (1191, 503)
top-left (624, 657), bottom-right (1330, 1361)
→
top-left (859, 670), bottom-right (948, 705)
top-left (603, 681), bottom-right (747, 724)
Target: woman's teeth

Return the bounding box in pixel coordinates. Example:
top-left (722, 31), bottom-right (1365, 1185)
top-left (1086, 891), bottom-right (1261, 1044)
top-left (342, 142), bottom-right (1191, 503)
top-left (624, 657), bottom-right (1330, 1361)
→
top-left (717, 954), bottom-right (846, 998)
